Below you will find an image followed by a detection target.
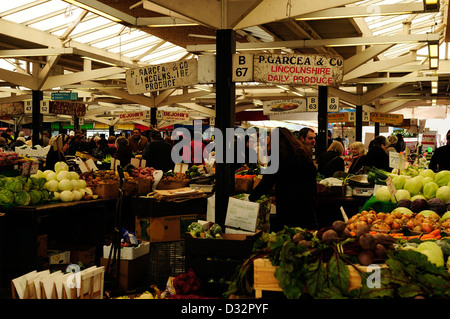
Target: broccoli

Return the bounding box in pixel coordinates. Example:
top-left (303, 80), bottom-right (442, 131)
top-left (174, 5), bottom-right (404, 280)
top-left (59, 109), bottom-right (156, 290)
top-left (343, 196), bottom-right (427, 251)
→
top-left (187, 222), bottom-right (204, 237)
top-left (209, 223), bottom-right (222, 237)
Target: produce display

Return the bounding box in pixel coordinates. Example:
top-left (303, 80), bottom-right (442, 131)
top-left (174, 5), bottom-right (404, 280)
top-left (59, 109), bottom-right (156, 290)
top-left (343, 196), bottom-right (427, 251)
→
top-left (0, 150), bottom-right (27, 166)
top-left (226, 223), bottom-right (450, 299)
top-left (188, 222), bottom-right (223, 239)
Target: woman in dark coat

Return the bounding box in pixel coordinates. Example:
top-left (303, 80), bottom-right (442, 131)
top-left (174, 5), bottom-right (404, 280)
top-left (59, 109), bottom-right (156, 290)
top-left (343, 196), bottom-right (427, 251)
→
top-left (249, 127), bottom-right (318, 231)
top-left (316, 141), bottom-right (345, 178)
top-left (364, 135), bottom-right (391, 172)
top-left (113, 136), bottom-right (133, 167)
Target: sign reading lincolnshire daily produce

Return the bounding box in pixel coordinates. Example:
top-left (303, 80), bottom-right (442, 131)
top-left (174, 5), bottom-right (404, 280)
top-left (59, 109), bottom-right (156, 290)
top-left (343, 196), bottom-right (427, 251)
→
top-left (233, 53), bottom-right (344, 86)
top-left (126, 59), bottom-right (198, 94)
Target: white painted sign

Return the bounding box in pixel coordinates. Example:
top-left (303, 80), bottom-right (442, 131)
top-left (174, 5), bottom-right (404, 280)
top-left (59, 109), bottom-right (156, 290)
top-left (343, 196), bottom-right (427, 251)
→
top-left (327, 97), bottom-right (339, 112)
top-left (363, 111), bottom-right (370, 122)
top-left (233, 53), bottom-right (344, 86)
top-left (126, 59), bottom-right (198, 94)
top-left (24, 101), bottom-right (32, 114)
top-left (263, 99), bottom-right (306, 115)
top-left (197, 55), bottom-right (216, 84)
top-left (348, 111), bottom-right (356, 123)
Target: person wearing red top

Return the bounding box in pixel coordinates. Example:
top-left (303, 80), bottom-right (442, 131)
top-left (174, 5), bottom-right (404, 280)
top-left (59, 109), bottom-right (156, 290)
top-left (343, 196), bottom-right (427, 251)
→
top-left (190, 130), bottom-right (205, 165)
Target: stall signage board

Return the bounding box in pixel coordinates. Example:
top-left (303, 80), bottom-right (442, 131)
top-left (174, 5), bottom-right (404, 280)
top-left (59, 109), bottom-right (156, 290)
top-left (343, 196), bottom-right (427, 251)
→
top-left (232, 53), bottom-right (344, 86)
top-left (328, 112), bottom-right (348, 123)
top-left (126, 59), bottom-right (198, 94)
top-left (225, 197), bottom-right (260, 232)
top-left (49, 101), bottom-right (86, 116)
top-left (51, 92), bottom-right (78, 101)
top-left (263, 99), bottom-right (306, 115)
top-left (156, 110), bottom-right (190, 121)
top-left (0, 102), bottom-right (24, 116)
top-left (370, 112), bottom-right (403, 125)
top-left (118, 110), bottom-right (150, 123)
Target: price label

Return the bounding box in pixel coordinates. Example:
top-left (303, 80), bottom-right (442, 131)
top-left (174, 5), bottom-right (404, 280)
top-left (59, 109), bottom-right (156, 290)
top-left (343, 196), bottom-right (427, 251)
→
top-left (389, 152), bottom-right (406, 169)
top-left (386, 176), bottom-right (396, 198)
top-left (327, 97), bottom-right (339, 112)
top-left (307, 97), bottom-right (318, 112)
top-left (24, 101), bottom-right (32, 114)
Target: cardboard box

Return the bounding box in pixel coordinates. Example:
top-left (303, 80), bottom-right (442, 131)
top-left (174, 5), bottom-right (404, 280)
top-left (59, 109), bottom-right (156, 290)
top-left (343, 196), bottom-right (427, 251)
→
top-left (69, 245), bottom-right (96, 267)
top-left (124, 179), bottom-right (152, 196)
top-left (91, 181), bottom-right (120, 199)
top-left (48, 250), bottom-right (70, 265)
top-left (103, 241), bottom-right (150, 260)
top-left (135, 214), bottom-right (197, 242)
top-left (100, 254), bottom-right (149, 291)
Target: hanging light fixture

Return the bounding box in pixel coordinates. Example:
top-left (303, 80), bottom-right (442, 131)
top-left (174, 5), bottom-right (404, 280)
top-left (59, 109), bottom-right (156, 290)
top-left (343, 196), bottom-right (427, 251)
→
top-left (423, 0), bottom-right (440, 11)
top-left (428, 40), bottom-right (439, 69)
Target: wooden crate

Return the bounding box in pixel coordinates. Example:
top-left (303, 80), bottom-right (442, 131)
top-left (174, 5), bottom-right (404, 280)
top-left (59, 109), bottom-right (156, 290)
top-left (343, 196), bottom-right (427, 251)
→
top-left (253, 258), bottom-right (385, 298)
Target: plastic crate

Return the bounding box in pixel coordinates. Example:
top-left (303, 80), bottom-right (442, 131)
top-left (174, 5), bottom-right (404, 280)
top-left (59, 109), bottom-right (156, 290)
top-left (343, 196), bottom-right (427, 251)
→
top-left (147, 241), bottom-right (185, 290)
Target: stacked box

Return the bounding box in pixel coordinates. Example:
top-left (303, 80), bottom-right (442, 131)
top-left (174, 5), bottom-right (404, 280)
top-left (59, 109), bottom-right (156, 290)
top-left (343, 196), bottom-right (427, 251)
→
top-left (147, 241), bottom-right (185, 290)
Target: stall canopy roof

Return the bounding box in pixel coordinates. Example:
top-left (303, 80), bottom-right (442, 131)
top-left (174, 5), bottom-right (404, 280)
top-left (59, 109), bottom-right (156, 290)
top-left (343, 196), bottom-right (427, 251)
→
top-left (0, 0), bottom-right (449, 129)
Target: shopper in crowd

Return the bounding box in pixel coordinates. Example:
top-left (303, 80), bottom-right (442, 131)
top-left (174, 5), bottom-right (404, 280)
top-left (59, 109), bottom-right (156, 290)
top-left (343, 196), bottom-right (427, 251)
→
top-left (142, 130), bottom-right (175, 172)
top-left (45, 135), bottom-right (67, 169)
top-left (127, 128), bottom-right (148, 154)
top-left (298, 127), bottom-right (316, 150)
top-left (347, 141), bottom-right (367, 175)
top-left (42, 131), bottom-right (50, 147)
top-left (106, 135), bottom-right (118, 156)
top-left (249, 127), bottom-right (318, 231)
top-left (364, 135), bottom-right (391, 172)
top-left (394, 134), bottom-right (406, 153)
top-left (91, 137), bottom-right (110, 160)
top-left (64, 130), bottom-right (90, 156)
top-left (316, 140), bottom-right (345, 178)
top-left (0, 137), bottom-right (12, 151)
top-left (428, 129), bottom-right (450, 172)
top-left (9, 136), bottom-right (26, 150)
top-left (386, 135), bottom-right (398, 154)
top-left (113, 136), bottom-right (133, 167)
top-left (190, 130), bottom-right (206, 166)
top-left (1, 128), bottom-right (14, 145)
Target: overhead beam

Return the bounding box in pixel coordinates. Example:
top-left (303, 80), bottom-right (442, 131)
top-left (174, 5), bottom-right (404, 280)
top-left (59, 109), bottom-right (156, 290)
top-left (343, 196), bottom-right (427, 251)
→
top-left (377, 99), bottom-right (416, 113)
top-left (347, 76), bottom-right (438, 84)
top-left (175, 102), bottom-right (215, 117)
top-left (186, 33), bottom-right (440, 52)
top-left (0, 48), bottom-right (74, 58)
top-left (344, 44), bottom-right (394, 74)
top-left (295, 2), bottom-right (425, 20)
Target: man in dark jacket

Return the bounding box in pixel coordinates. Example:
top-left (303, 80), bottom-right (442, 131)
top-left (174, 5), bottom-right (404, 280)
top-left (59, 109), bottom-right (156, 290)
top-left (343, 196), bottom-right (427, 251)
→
top-left (142, 130), bottom-right (174, 172)
top-left (364, 135), bottom-right (391, 172)
top-left (429, 129), bottom-right (450, 172)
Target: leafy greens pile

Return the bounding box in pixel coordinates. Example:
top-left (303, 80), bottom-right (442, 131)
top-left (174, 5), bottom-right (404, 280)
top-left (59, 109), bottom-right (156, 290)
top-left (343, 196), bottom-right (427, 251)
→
top-left (225, 227), bottom-right (450, 299)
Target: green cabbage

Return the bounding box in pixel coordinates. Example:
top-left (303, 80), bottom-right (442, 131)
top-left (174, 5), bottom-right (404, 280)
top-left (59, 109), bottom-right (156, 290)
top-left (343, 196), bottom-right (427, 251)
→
top-left (28, 190), bottom-right (42, 205)
top-left (436, 186), bottom-right (450, 204)
top-left (435, 170), bottom-right (450, 187)
top-left (375, 186), bottom-right (392, 202)
top-left (411, 194), bottom-right (427, 201)
top-left (415, 241), bottom-right (444, 267)
top-left (0, 189), bottom-right (14, 205)
top-left (392, 189), bottom-right (410, 203)
top-left (421, 176), bottom-right (434, 186)
top-left (391, 206), bottom-right (413, 216)
top-left (54, 161), bottom-right (69, 174)
top-left (393, 175), bottom-right (406, 190)
top-left (441, 211), bottom-right (450, 222)
top-left (14, 190), bottom-right (31, 206)
top-left (5, 178), bottom-right (23, 192)
top-left (419, 169), bottom-right (435, 179)
top-left (423, 182), bottom-right (439, 199)
top-left (403, 177), bottom-right (422, 196)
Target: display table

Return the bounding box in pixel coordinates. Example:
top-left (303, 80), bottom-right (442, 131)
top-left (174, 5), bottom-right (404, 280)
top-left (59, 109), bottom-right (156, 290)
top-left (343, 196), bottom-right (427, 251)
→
top-left (0, 199), bottom-right (113, 292)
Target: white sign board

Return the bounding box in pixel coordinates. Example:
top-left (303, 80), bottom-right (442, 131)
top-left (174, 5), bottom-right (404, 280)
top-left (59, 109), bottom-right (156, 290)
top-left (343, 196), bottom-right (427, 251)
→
top-left (225, 197), bottom-right (260, 232)
top-left (126, 59), bottom-right (198, 94)
top-left (233, 53), bottom-right (344, 86)
top-left (263, 99), bottom-right (306, 115)
top-left (40, 100), bottom-right (49, 114)
top-left (24, 101), bottom-right (32, 114)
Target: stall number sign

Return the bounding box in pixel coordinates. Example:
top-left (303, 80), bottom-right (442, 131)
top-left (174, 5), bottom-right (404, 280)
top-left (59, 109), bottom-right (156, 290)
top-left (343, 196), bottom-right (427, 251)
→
top-left (307, 97), bottom-right (317, 112)
top-left (327, 97), bottom-right (339, 112)
top-left (232, 53), bottom-right (344, 86)
top-left (126, 59), bottom-right (198, 94)
top-left (24, 101), bottom-right (32, 114)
